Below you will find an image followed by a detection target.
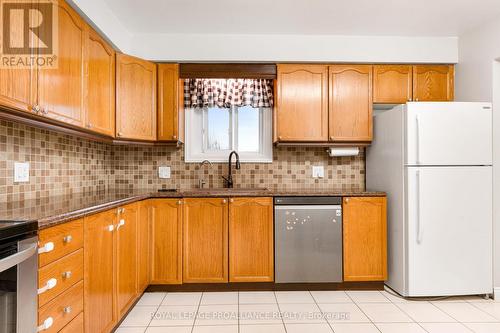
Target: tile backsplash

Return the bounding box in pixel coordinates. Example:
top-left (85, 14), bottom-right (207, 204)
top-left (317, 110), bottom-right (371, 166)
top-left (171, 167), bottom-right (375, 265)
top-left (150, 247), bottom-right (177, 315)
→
top-left (0, 120), bottom-right (365, 202)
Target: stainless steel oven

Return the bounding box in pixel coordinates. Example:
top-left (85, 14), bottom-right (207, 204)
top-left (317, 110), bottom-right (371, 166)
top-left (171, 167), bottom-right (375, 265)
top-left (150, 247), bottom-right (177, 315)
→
top-left (0, 221), bottom-right (38, 333)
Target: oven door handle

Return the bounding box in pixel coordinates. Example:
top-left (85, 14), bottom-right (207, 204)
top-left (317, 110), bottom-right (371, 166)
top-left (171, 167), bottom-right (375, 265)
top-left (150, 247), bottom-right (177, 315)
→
top-left (0, 243), bottom-right (37, 273)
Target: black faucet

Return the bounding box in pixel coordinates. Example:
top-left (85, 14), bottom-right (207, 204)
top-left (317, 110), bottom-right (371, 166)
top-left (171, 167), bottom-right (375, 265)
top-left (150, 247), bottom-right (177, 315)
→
top-left (222, 151), bottom-right (240, 188)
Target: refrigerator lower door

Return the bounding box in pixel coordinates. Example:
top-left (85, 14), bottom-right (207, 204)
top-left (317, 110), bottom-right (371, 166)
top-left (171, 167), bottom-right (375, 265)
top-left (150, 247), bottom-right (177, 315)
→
top-left (405, 166), bottom-right (492, 297)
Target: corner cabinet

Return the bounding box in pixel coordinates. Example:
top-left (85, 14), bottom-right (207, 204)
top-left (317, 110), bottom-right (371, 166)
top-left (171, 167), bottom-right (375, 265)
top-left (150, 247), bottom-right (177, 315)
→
top-left (413, 65), bottom-right (454, 101)
top-left (116, 54), bottom-right (157, 141)
top-left (157, 64), bottom-right (184, 142)
top-left (342, 196), bottom-right (387, 282)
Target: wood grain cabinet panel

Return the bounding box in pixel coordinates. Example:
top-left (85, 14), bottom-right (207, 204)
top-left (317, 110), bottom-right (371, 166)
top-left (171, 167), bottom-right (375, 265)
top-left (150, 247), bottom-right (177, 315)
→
top-left (373, 65), bottom-right (413, 103)
top-left (37, 0), bottom-right (86, 127)
top-left (38, 219), bottom-right (83, 267)
top-left (329, 65), bottom-right (373, 143)
top-left (150, 199), bottom-right (183, 284)
top-left (183, 198), bottom-right (228, 283)
top-left (276, 64), bottom-right (329, 142)
top-left (157, 64), bottom-right (184, 142)
top-left (116, 53), bottom-right (157, 140)
top-left (84, 210), bottom-right (116, 333)
top-left (229, 197), bottom-right (274, 282)
top-left (413, 65), bottom-right (454, 101)
top-left (343, 197), bottom-right (387, 282)
top-left (59, 312), bottom-right (84, 333)
top-left (137, 200), bottom-right (151, 291)
top-left (86, 27), bottom-right (115, 137)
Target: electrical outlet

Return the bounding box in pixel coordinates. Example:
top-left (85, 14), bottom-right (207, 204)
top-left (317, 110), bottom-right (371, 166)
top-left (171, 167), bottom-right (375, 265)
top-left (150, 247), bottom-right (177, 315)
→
top-left (312, 165), bottom-right (324, 178)
top-left (158, 166), bottom-right (171, 179)
top-left (14, 162), bottom-right (30, 182)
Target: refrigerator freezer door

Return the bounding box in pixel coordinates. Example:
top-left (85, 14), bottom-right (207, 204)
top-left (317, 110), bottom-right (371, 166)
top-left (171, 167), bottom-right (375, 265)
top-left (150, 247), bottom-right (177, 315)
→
top-left (406, 102), bottom-right (492, 166)
top-left (406, 166), bottom-right (493, 296)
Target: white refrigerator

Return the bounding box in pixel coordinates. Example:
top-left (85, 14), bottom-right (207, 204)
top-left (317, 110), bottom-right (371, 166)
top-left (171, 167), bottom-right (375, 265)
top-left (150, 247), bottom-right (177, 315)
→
top-left (367, 102), bottom-right (493, 297)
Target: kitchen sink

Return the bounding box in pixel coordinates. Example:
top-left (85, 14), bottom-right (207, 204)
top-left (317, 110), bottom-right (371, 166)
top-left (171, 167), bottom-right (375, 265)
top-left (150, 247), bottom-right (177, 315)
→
top-left (182, 188), bottom-right (270, 195)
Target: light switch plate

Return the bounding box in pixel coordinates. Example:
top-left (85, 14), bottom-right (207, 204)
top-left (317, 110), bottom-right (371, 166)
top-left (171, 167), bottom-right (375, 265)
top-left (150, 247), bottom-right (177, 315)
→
top-left (158, 166), bottom-right (171, 179)
top-left (312, 165), bottom-right (324, 178)
top-left (14, 162), bottom-right (30, 182)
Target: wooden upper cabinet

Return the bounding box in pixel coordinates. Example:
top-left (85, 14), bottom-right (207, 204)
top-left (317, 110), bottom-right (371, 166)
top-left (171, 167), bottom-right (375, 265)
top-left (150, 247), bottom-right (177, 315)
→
top-left (183, 198), bottom-right (228, 283)
top-left (157, 64), bottom-right (184, 142)
top-left (84, 210), bottom-right (116, 333)
top-left (229, 197), bottom-right (274, 282)
top-left (276, 64), bottom-right (329, 142)
top-left (329, 65), bottom-right (373, 142)
top-left (413, 65), bottom-right (454, 101)
top-left (37, 0), bottom-right (86, 127)
top-left (116, 53), bottom-right (157, 140)
top-left (150, 199), bottom-right (183, 284)
top-left (373, 65), bottom-right (413, 103)
top-left (343, 196), bottom-right (387, 282)
top-left (86, 27), bottom-right (115, 137)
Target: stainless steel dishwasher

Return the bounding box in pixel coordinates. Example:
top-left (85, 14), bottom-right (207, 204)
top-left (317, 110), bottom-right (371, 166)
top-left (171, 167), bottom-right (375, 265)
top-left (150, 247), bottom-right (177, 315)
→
top-left (274, 197), bottom-right (342, 283)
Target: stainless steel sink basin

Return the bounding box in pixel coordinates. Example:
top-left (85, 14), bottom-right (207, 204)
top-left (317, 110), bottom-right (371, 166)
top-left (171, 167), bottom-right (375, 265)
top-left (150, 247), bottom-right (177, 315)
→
top-left (182, 188), bottom-right (270, 196)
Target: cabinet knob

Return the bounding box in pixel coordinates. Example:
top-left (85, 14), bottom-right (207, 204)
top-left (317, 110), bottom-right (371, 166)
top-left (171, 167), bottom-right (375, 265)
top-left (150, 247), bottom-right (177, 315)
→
top-left (62, 271), bottom-right (72, 279)
top-left (117, 132), bottom-right (123, 137)
top-left (222, 199), bottom-right (227, 204)
top-left (330, 136), bottom-right (334, 141)
top-left (63, 235), bottom-right (72, 244)
top-left (32, 105), bottom-right (40, 113)
top-left (172, 135), bottom-right (177, 140)
top-left (87, 123), bottom-right (93, 128)
top-left (63, 306), bottom-right (72, 314)
top-left (345, 198), bottom-right (350, 203)
top-left (177, 200), bottom-right (183, 205)
top-left (415, 98), bottom-right (419, 102)
top-left (278, 136), bottom-right (282, 140)
top-left (229, 198), bottom-right (234, 203)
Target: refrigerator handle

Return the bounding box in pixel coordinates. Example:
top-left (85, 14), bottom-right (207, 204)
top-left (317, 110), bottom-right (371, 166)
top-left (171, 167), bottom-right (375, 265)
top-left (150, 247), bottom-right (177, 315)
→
top-left (415, 115), bottom-right (421, 164)
top-left (416, 170), bottom-right (423, 244)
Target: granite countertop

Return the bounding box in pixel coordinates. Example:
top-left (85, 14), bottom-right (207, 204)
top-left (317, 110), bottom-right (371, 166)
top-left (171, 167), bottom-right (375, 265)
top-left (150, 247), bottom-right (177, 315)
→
top-left (0, 188), bottom-right (386, 229)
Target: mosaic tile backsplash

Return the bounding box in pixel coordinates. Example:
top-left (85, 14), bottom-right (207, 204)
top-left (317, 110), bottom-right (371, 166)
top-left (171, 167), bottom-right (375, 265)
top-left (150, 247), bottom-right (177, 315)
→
top-left (0, 120), bottom-right (365, 202)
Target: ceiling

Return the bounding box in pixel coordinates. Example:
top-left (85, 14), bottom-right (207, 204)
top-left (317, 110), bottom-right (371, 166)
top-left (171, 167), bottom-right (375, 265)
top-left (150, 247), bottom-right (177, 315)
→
top-left (102, 0), bottom-right (500, 36)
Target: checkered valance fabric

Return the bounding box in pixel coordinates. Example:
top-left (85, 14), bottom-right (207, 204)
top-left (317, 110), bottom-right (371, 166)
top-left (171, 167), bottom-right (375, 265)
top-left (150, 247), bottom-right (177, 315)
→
top-left (184, 78), bottom-right (274, 108)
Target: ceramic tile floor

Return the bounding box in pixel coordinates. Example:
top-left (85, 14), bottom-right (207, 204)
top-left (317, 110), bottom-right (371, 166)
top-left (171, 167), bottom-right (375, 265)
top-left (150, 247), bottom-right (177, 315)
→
top-left (116, 290), bottom-right (500, 333)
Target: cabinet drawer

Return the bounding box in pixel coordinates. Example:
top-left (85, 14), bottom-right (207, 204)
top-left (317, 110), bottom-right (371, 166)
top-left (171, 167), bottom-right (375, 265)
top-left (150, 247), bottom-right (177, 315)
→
top-left (59, 312), bottom-right (83, 333)
top-left (38, 281), bottom-right (83, 333)
top-left (39, 219), bottom-right (83, 267)
top-left (38, 249), bottom-right (83, 307)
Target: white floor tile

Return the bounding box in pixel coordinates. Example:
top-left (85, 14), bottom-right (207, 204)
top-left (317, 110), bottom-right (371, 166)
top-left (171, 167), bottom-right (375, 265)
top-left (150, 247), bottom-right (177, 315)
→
top-left (311, 291), bottom-right (352, 303)
top-left (357, 303), bottom-right (412, 323)
top-left (463, 295), bottom-right (495, 303)
top-left (239, 291), bottom-right (277, 304)
top-left (330, 323), bottom-right (380, 333)
top-left (433, 302), bottom-right (498, 322)
top-left (275, 291), bottom-right (315, 304)
top-left (162, 292), bottom-right (202, 306)
top-left (145, 327), bottom-right (192, 333)
top-left (116, 328), bottom-right (147, 333)
top-left (464, 323), bottom-right (500, 333)
top-left (200, 292), bottom-right (238, 305)
top-left (192, 325), bottom-right (238, 333)
top-left (346, 291), bottom-right (390, 303)
top-left (195, 304), bottom-right (238, 326)
top-left (318, 303), bottom-right (370, 323)
top-left (150, 305), bottom-right (198, 326)
top-left (239, 324), bottom-right (286, 333)
top-left (470, 302), bottom-right (500, 320)
top-left (396, 302), bottom-right (456, 322)
top-left (375, 323), bottom-right (427, 333)
top-left (137, 293), bottom-right (167, 306)
top-left (380, 290), bottom-right (411, 303)
top-left (279, 303), bottom-right (325, 323)
top-left (121, 306), bottom-right (157, 327)
top-left (419, 322), bottom-right (473, 333)
top-left (285, 323), bottom-right (334, 333)
top-left (239, 303), bottom-right (282, 324)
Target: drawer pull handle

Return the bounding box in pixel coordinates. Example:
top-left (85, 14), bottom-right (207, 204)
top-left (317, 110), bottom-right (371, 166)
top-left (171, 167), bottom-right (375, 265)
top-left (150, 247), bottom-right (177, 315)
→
top-left (62, 271), bottom-right (72, 279)
top-left (38, 278), bottom-right (57, 294)
top-left (63, 306), bottom-right (72, 314)
top-left (117, 219), bottom-right (125, 230)
top-left (37, 317), bottom-right (53, 332)
top-left (38, 242), bottom-right (54, 254)
top-left (63, 235), bottom-right (72, 244)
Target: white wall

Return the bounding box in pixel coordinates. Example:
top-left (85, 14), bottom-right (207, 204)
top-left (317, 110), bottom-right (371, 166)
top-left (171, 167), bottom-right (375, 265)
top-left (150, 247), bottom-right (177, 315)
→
top-left (456, 16), bottom-right (500, 291)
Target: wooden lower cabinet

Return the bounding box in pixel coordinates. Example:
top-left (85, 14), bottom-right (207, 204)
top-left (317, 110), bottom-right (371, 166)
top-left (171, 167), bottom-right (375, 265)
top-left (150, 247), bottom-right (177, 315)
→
top-left (150, 199), bottom-right (183, 284)
top-left (229, 197), bottom-right (274, 282)
top-left (342, 196), bottom-right (387, 281)
top-left (183, 198), bottom-right (228, 283)
top-left (60, 312), bottom-right (84, 333)
top-left (137, 201), bottom-right (151, 291)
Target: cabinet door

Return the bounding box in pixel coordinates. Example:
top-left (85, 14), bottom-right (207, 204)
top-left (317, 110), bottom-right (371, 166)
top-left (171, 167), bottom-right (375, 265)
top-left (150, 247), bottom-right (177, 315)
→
top-left (116, 203), bottom-right (138, 316)
top-left (37, 1), bottom-right (85, 127)
top-left (229, 197), bottom-right (274, 282)
top-left (373, 65), bottom-right (412, 104)
top-left (183, 198), bottom-right (228, 283)
top-left (86, 27), bottom-right (115, 137)
top-left (158, 64), bottom-right (183, 142)
top-left (150, 199), bottom-right (183, 284)
top-left (276, 64), bottom-right (328, 142)
top-left (343, 197), bottom-right (387, 281)
top-left (137, 200), bottom-right (151, 292)
top-left (329, 65), bottom-right (373, 142)
top-left (84, 210), bottom-right (116, 333)
top-left (116, 53), bottom-right (157, 140)
top-left (413, 65), bottom-right (454, 101)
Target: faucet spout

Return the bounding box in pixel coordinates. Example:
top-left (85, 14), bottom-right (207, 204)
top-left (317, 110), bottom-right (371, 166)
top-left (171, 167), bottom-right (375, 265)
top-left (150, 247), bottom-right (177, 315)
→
top-left (223, 151), bottom-right (240, 188)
